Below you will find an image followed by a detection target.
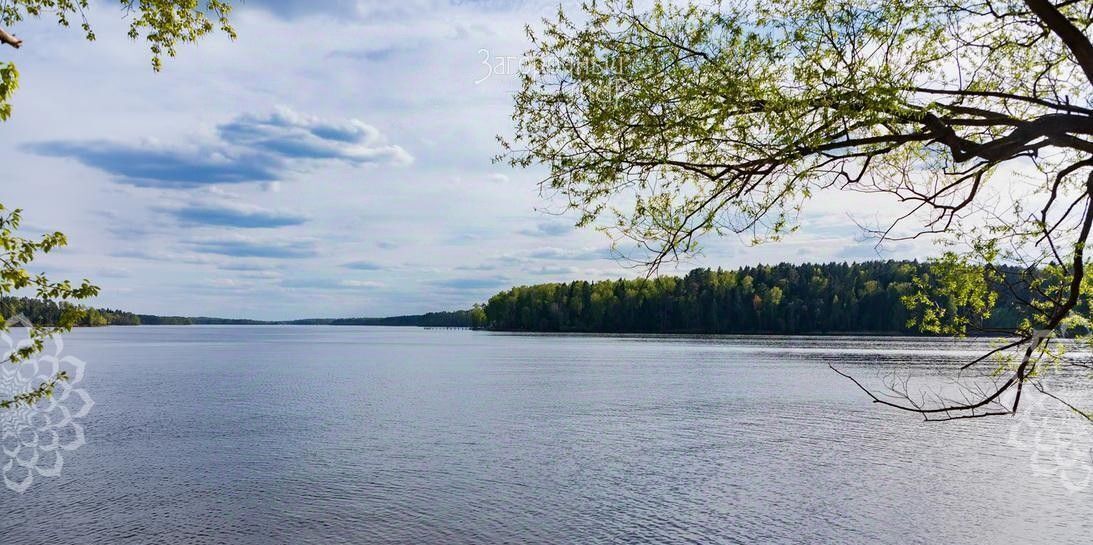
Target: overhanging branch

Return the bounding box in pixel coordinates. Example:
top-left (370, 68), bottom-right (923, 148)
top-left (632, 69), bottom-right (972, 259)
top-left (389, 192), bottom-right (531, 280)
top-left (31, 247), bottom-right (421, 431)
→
top-left (0, 27), bottom-right (22, 49)
top-left (1024, 0), bottom-right (1093, 84)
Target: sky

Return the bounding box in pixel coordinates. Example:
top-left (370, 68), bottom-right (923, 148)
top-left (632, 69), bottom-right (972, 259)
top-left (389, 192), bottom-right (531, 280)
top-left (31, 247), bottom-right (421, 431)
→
top-left (0, 0), bottom-right (933, 320)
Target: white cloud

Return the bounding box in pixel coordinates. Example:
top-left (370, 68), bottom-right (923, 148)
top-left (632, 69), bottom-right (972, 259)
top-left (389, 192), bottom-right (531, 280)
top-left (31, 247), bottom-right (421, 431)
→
top-left (217, 106), bottom-right (414, 166)
top-left (26, 107), bottom-right (411, 188)
top-left (339, 279), bottom-right (385, 289)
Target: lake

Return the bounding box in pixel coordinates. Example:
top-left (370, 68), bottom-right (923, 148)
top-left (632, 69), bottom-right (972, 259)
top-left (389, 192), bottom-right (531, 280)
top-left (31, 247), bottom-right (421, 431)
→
top-left (1, 327), bottom-right (1090, 544)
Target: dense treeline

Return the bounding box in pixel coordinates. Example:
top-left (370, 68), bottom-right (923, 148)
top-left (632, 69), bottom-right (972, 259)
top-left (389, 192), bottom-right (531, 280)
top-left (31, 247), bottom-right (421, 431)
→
top-left (481, 261), bottom-right (1025, 334)
top-left (2, 297), bottom-right (141, 326)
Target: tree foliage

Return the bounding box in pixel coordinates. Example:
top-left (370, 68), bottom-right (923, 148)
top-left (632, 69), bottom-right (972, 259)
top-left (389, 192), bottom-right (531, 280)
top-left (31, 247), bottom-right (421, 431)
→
top-left (506, 0), bottom-right (1093, 419)
top-left (0, 0), bottom-right (236, 113)
top-left (0, 206), bottom-right (98, 409)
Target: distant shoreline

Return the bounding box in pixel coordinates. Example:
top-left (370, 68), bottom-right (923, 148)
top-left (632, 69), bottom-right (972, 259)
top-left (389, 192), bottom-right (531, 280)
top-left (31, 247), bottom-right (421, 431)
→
top-left (3, 260), bottom-right (1040, 336)
top-left (52, 323), bottom-right (1019, 339)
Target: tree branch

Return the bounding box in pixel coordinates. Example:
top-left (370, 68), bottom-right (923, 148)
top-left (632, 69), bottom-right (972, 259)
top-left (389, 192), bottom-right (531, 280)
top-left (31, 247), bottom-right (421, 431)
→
top-left (1024, 0), bottom-right (1093, 84)
top-left (0, 27), bottom-right (22, 49)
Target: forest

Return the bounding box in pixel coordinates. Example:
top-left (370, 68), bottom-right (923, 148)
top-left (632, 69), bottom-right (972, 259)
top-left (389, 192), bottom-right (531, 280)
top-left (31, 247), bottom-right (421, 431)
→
top-left (479, 261), bottom-right (1026, 334)
top-left (0, 296), bottom-right (141, 326)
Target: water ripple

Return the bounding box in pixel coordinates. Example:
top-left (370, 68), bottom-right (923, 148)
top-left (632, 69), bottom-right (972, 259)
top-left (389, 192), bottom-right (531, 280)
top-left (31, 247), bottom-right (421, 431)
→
top-left (1, 327), bottom-right (1089, 544)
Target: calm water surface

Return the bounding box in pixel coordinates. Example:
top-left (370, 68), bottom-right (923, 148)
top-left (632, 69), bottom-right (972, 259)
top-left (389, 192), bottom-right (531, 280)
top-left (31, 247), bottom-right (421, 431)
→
top-left (1, 326), bottom-right (1090, 544)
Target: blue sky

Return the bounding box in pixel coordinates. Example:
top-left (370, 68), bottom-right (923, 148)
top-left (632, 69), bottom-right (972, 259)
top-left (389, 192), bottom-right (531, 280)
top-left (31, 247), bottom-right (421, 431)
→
top-left (0, 0), bottom-right (928, 319)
